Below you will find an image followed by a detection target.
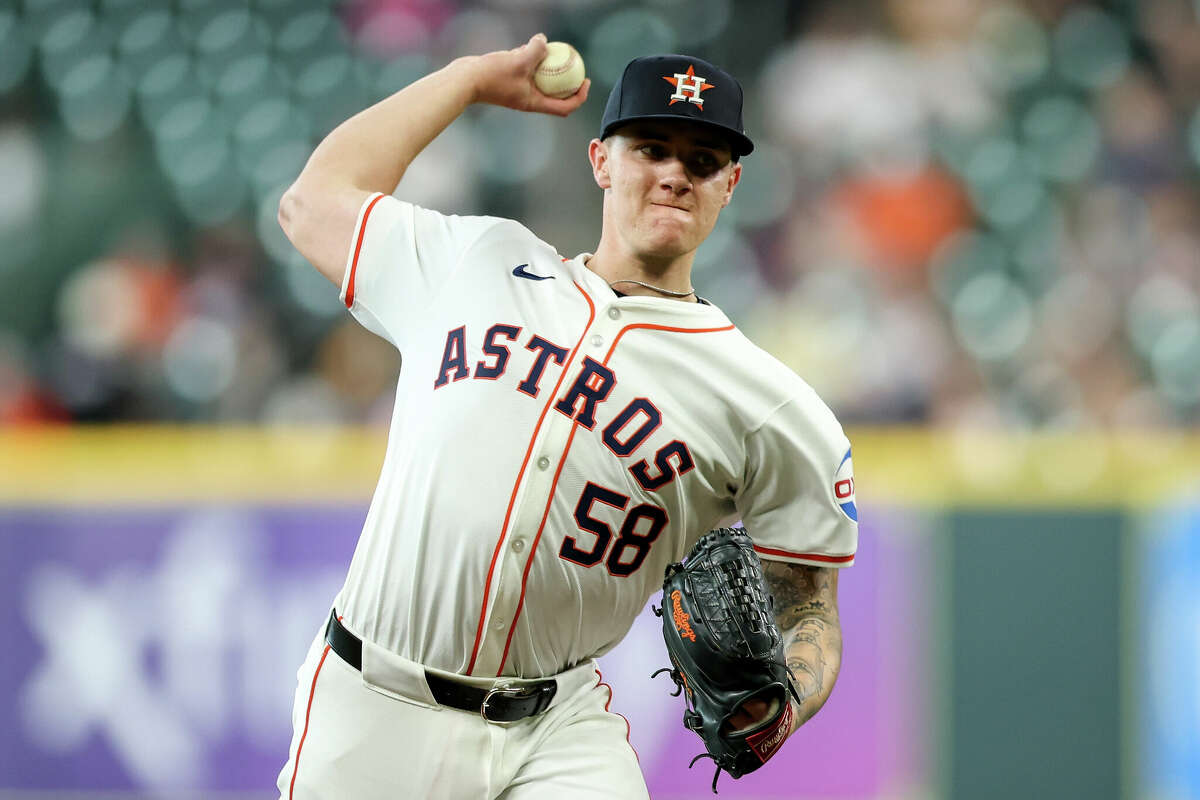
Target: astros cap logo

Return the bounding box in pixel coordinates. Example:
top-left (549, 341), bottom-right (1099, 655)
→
top-left (663, 65), bottom-right (714, 107)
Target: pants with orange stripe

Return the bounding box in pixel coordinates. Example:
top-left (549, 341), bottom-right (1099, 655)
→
top-left (276, 623), bottom-right (648, 799)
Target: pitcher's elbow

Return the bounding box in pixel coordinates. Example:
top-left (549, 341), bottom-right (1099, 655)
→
top-left (277, 185), bottom-right (302, 241)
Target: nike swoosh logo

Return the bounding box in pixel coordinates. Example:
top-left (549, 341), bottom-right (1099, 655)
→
top-left (513, 264), bottom-right (555, 281)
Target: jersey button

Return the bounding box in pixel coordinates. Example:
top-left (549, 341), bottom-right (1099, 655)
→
top-left (607, 307), bottom-right (620, 320)
top-left (493, 619), bottom-right (506, 631)
top-left (537, 456), bottom-right (550, 470)
top-left (591, 334), bottom-right (604, 347)
top-left (512, 538), bottom-right (526, 552)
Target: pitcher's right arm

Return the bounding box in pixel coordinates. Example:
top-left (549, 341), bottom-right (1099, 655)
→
top-left (277, 33), bottom-right (590, 285)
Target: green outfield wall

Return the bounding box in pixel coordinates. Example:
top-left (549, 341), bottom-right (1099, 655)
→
top-left (946, 509), bottom-right (1123, 800)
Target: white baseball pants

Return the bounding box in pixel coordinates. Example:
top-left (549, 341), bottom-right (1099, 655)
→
top-left (276, 621), bottom-right (649, 799)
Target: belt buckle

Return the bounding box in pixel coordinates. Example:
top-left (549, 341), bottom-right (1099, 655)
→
top-left (480, 682), bottom-right (533, 725)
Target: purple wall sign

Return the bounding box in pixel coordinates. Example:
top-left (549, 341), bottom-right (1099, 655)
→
top-left (0, 505), bottom-right (928, 797)
top-left (0, 505), bottom-right (360, 793)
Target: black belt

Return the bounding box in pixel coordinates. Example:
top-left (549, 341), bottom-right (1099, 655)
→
top-left (324, 610), bottom-right (557, 723)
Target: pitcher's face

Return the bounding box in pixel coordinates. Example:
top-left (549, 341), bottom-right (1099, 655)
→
top-left (590, 121), bottom-right (742, 260)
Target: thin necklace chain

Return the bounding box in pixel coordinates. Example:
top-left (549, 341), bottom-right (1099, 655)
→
top-left (607, 278), bottom-right (696, 298)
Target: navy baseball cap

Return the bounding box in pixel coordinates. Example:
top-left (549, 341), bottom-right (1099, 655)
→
top-left (600, 54), bottom-right (754, 158)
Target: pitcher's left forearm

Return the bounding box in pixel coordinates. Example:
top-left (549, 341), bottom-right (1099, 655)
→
top-left (762, 563), bottom-right (843, 728)
top-left (783, 609), bottom-right (841, 726)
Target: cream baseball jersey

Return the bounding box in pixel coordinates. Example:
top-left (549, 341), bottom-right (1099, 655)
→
top-left (333, 192), bottom-right (857, 680)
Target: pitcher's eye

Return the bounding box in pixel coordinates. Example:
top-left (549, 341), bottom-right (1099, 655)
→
top-left (689, 153), bottom-right (722, 175)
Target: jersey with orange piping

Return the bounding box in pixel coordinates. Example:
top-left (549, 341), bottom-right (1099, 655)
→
top-left (334, 192), bottom-right (857, 679)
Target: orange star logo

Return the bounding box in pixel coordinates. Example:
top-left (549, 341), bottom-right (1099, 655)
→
top-left (663, 65), bottom-right (715, 108)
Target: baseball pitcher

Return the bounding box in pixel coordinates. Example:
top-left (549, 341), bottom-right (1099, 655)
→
top-left (275, 34), bottom-right (857, 799)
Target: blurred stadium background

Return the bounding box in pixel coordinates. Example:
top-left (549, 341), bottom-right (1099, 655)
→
top-left (1, 0), bottom-right (1198, 797)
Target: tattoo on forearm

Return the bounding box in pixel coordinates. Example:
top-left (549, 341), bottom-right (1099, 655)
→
top-left (762, 562), bottom-right (843, 724)
top-left (787, 656), bottom-right (822, 699)
top-left (791, 617), bottom-right (826, 647)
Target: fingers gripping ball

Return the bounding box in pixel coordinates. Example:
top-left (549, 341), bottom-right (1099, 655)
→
top-left (653, 527), bottom-right (800, 793)
top-left (534, 41), bottom-right (586, 99)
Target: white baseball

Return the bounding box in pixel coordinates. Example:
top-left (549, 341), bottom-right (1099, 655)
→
top-left (534, 41), bottom-right (585, 99)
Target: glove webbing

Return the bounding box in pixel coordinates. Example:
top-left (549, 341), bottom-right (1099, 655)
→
top-left (701, 556), bottom-right (779, 660)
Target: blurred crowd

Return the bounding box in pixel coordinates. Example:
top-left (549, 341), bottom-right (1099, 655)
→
top-left (1, 0), bottom-right (1198, 428)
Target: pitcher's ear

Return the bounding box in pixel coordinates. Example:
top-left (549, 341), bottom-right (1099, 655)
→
top-left (589, 138), bottom-right (612, 190)
top-left (722, 162), bottom-right (742, 207)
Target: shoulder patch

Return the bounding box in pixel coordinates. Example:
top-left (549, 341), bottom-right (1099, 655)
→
top-left (834, 448), bottom-right (857, 522)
